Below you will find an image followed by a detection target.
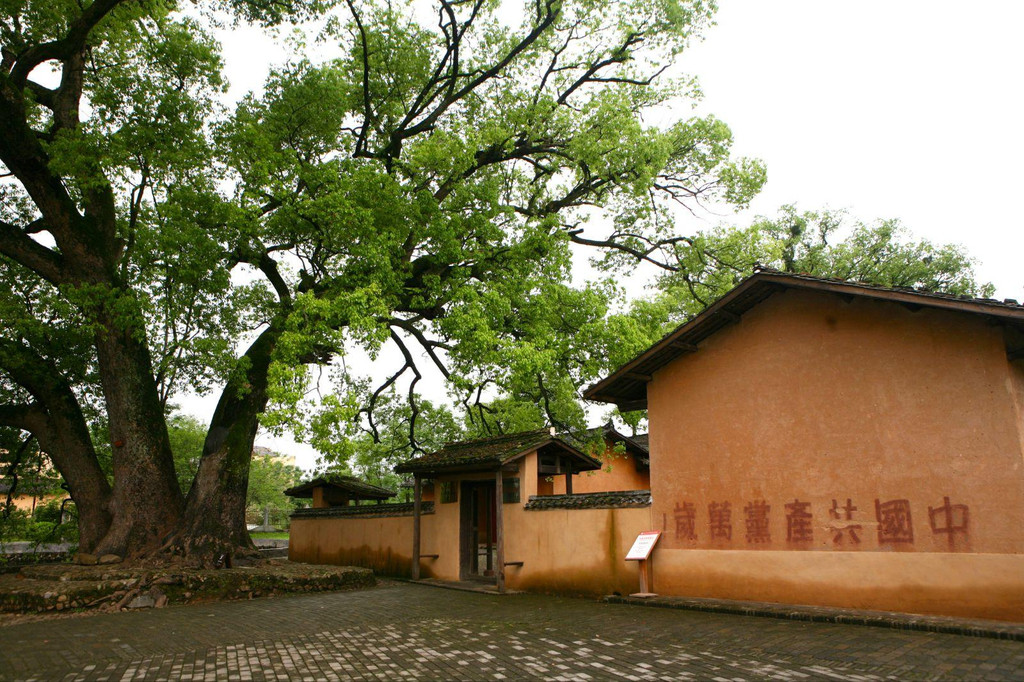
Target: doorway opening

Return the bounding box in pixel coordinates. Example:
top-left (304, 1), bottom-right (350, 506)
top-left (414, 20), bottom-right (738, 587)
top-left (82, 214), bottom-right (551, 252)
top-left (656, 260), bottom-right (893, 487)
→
top-left (460, 481), bottom-right (497, 582)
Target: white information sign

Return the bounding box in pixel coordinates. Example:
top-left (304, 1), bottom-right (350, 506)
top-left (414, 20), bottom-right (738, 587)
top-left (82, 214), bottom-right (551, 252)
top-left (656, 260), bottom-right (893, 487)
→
top-left (625, 530), bottom-right (661, 561)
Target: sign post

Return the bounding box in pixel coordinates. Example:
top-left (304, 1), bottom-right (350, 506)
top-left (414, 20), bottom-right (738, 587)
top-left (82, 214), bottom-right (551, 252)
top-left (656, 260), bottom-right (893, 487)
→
top-left (625, 530), bottom-right (661, 598)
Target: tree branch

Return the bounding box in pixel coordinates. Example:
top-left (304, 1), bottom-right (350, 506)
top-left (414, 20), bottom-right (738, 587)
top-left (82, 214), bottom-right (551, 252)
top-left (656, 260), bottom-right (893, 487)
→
top-left (1, 434), bottom-right (35, 518)
top-left (388, 330), bottom-right (424, 453)
top-left (8, 0), bottom-right (128, 87)
top-left (0, 219), bottom-right (65, 283)
top-left (380, 0), bottom-right (560, 161)
top-left (567, 229), bottom-right (680, 271)
top-left (344, 0), bottom-right (373, 157)
top-left (389, 317), bottom-right (451, 379)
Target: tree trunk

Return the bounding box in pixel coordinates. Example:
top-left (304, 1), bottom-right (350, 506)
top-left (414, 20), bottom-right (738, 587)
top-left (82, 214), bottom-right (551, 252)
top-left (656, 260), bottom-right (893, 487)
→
top-left (91, 323), bottom-right (183, 558)
top-left (30, 411), bottom-right (112, 553)
top-left (171, 326), bottom-right (280, 565)
top-left (0, 341), bottom-right (112, 552)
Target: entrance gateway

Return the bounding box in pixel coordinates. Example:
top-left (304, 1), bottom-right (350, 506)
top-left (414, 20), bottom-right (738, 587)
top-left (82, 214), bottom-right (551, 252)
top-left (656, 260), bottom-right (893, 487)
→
top-left (395, 428), bottom-right (603, 592)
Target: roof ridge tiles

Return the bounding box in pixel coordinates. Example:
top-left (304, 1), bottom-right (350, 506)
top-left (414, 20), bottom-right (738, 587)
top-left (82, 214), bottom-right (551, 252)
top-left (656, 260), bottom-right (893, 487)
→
top-left (756, 267), bottom-right (1022, 310)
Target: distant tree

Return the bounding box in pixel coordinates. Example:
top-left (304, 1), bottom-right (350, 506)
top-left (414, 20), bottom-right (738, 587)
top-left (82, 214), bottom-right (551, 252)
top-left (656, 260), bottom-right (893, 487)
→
top-left (610, 206), bottom-right (994, 337)
top-left (0, 430), bottom-right (70, 544)
top-left (657, 206), bottom-right (994, 321)
top-left (0, 431), bottom-right (63, 517)
top-left (166, 414), bottom-right (206, 496)
top-left (245, 452), bottom-right (303, 521)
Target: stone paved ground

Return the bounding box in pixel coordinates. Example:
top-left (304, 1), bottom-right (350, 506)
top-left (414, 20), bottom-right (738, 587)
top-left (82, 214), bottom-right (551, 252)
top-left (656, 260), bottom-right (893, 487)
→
top-left (1, 581), bottom-right (1022, 681)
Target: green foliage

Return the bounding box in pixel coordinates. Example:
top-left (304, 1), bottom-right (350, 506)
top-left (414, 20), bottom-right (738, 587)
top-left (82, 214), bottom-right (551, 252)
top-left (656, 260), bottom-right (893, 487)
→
top-left (167, 414), bottom-right (207, 495)
top-left (0, 433), bottom-right (64, 500)
top-left (249, 530), bottom-right (290, 539)
top-left (217, 0), bottom-right (765, 449)
top-left (327, 392), bottom-right (463, 493)
top-left (0, 501), bottom-right (78, 545)
top-left (30, 499), bottom-right (79, 543)
top-left (0, 506), bottom-right (32, 547)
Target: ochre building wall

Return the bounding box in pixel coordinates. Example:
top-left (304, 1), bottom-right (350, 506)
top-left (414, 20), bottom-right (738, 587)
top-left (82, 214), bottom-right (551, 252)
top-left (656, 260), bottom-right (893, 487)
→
top-left (645, 288), bottom-right (1024, 620)
top-left (290, 514), bottom-right (425, 577)
top-left (503, 505), bottom-right (651, 596)
top-left (552, 447), bottom-right (650, 495)
top-left (7, 494), bottom-right (59, 514)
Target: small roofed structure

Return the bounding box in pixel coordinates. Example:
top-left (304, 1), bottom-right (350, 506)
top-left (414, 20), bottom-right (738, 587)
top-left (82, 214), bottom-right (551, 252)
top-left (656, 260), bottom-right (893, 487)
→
top-left (394, 428), bottom-right (602, 590)
top-left (552, 424), bottom-right (650, 495)
top-left (567, 424), bottom-right (649, 466)
top-left (285, 475), bottom-right (396, 508)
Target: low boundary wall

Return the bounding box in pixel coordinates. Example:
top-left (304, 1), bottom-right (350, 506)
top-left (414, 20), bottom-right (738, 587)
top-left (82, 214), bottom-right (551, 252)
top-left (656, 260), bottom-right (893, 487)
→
top-left (289, 496), bottom-right (653, 596)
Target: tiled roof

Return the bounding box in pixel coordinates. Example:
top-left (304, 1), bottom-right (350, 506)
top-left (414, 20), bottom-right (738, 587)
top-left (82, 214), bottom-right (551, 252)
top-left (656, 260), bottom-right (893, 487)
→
top-left (586, 267), bottom-right (1024, 410)
top-left (284, 475), bottom-right (396, 500)
top-left (524, 490), bottom-right (652, 511)
top-left (629, 434), bottom-right (649, 450)
top-left (394, 429), bottom-right (601, 475)
top-left (291, 501), bottom-right (432, 519)
top-left (564, 425), bottom-right (649, 456)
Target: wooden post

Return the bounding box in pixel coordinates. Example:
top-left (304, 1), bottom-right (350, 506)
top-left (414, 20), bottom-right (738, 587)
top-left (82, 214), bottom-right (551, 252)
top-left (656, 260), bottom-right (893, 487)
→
top-left (494, 471), bottom-right (505, 593)
top-left (637, 559), bottom-right (650, 594)
top-left (565, 464), bottom-right (573, 495)
top-left (412, 474), bottom-right (422, 580)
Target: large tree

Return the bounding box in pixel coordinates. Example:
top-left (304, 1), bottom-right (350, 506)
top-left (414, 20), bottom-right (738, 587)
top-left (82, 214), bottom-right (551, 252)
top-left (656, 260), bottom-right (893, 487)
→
top-left (0, 0), bottom-right (764, 563)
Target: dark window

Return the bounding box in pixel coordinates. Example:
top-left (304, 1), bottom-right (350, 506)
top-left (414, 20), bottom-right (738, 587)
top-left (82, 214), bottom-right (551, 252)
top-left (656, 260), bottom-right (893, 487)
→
top-left (439, 481), bottom-right (458, 504)
top-left (502, 478), bottom-right (520, 504)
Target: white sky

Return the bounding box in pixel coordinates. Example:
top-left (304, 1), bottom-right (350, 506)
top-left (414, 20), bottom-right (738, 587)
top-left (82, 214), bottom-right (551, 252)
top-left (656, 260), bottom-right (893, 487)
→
top-left (679, 1), bottom-right (1024, 299)
top-left (194, 1), bottom-right (1024, 470)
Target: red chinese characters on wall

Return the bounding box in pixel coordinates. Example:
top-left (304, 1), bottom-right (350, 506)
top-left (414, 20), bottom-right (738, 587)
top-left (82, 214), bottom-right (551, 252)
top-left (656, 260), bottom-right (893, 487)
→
top-left (661, 495), bottom-right (970, 552)
top-left (744, 500), bottom-right (771, 544)
top-left (708, 501), bottom-right (732, 541)
top-left (875, 499), bottom-right (914, 544)
top-left (829, 498), bottom-right (862, 545)
top-left (674, 501), bottom-right (697, 541)
top-left (928, 496), bottom-right (969, 550)
top-left (785, 499), bottom-right (813, 543)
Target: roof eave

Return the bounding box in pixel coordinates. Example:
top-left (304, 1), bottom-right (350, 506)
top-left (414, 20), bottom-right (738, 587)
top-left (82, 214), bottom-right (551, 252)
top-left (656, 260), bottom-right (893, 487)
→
top-left (283, 478), bottom-right (396, 499)
top-left (584, 274), bottom-right (769, 405)
top-left (585, 271), bottom-right (1024, 406)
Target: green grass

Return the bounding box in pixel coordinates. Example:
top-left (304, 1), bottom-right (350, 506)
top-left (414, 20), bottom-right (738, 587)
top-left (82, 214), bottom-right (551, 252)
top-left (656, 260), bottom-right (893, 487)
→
top-left (250, 531), bottom-right (290, 539)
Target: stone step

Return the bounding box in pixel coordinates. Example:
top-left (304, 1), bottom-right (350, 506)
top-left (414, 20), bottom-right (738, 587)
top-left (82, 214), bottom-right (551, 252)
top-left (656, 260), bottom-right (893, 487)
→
top-left (0, 575), bottom-right (139, 613)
